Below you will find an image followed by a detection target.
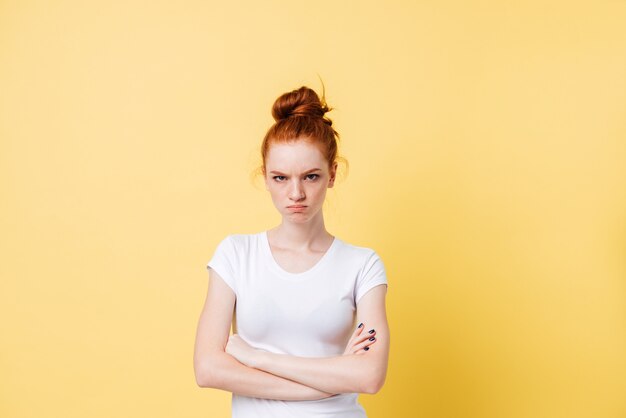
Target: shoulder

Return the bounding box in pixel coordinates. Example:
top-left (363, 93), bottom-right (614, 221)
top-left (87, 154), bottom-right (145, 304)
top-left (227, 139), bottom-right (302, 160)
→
top-left (334, 238), bottom-right (384, 266)
top-left (218, 232), bottom-right (259, 252)
top-left (337, 239), bottom-right (388, 304)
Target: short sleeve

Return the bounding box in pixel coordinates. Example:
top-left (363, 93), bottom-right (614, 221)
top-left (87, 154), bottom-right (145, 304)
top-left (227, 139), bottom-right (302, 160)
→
top-left (355, 250), bottom-right (388, 304)
top-left (206, 235), bottom-right (238, 294)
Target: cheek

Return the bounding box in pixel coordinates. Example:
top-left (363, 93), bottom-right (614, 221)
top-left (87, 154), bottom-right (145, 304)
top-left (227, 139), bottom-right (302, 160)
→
top-left (266, 189), bottom-right (280, 202)
top-left (272, 192), bottom-right (283, 203)
top-left (311, 186), bottom-right (327, 200)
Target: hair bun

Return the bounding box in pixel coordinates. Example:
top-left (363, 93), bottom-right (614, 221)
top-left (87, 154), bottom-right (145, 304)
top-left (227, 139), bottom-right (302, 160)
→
top-left (271, 86), bottom-right (332, 126)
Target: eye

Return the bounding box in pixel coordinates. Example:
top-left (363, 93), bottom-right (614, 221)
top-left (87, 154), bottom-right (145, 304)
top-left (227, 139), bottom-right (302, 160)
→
top-left (306, 174), bottom-right (319, 180)
top-left (273, 175), bottom-right (286, 182)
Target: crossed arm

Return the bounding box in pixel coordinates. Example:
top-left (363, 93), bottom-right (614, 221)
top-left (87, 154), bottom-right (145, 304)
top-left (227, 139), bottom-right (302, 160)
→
top-left (193, 268), bottom-right (390, 399)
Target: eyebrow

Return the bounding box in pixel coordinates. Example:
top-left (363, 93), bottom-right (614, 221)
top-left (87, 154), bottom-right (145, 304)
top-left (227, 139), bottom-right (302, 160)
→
top-left (269, 168), bottom-right (322, 175)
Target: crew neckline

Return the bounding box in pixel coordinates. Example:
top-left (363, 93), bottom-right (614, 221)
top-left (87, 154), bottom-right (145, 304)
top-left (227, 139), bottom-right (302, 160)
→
top-left (261, 230), bottom-right (339, 279)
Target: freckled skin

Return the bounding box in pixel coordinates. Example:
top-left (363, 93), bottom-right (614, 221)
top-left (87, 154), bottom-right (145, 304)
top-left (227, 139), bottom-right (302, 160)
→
top-left (264, 140), bottom-right (337, 225)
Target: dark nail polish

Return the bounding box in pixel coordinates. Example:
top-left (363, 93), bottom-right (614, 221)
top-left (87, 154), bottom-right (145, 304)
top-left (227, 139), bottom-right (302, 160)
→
top-left (364, 346), bottom-right (370, 351)
top-left (369, 336), bottom-right (375, 341)
top-left (368, 329), bottom-right (375, 334)
top-left (358, 323), bottom-right (363, 328)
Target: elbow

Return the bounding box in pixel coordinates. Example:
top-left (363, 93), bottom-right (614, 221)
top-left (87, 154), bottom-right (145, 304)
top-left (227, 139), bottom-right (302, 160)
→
top-left (194, 363), bottom-right (214, 388)
top-left (362, 369), bottom-right (387, 395)
top-left (361, 381), bottom-right (377, 395)
top-left (363, 377), bottom-right (384, 395)
top-left (195, 367), bottom-right (212, 388)
top-left (194, 353), bottom-right (223, 388)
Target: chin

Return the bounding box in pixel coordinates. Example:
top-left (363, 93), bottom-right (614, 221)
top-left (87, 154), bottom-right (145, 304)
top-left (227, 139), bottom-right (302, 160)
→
top-left (288, 215), bottom-right (310, 222)
top-left (283, 213), bottom-right (311, 222)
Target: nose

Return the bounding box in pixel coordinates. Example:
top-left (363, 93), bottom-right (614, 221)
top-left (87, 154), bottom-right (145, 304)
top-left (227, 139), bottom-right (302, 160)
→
top-left (288, 179), bottom-right (305, 201)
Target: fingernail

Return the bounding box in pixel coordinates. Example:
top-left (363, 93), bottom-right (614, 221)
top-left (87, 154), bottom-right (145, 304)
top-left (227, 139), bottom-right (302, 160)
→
top-left (358, 323), bottom-right (363, 328)
top-left (369, 329), bottom-right (375, 334)
top-left (369, 337), bottom-right (375, 341)
top-left (364, 346), bottom-right (370, 351)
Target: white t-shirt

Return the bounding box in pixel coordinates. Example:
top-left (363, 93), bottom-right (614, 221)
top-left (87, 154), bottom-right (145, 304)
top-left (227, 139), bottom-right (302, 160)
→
top-left (206, 230), bottom-right (388, 418)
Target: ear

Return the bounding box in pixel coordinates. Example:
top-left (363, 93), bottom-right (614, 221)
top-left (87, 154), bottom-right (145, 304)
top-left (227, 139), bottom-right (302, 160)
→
top-left (328, 162), bottom-right (338, 188)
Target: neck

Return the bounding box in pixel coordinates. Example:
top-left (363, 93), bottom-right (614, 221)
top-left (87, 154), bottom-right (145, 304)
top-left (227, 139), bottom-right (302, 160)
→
top-left (269, 213), bottom-right (332, 250)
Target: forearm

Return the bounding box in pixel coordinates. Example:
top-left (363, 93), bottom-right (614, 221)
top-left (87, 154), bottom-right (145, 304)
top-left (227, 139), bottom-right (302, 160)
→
top-left (254, 351), bottom-right (374, 394)
top-left (198, 350), bottom-right (338, 401)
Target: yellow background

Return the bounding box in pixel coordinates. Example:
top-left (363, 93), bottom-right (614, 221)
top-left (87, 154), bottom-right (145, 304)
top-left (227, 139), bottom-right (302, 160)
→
top-left (1, 1), bottom-right (625, 417)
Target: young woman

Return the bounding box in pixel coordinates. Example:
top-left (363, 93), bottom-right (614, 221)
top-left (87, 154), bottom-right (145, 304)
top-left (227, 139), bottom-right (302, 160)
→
top-left (194, 86), bottom-right (390, 418)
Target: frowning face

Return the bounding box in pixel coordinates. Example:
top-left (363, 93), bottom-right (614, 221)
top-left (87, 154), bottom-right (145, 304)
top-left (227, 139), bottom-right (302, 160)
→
top-left (264, 139), bottom-right (337, 224)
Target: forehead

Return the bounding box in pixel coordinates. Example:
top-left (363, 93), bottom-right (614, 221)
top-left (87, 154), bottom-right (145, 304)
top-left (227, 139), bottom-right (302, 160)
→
top-left (265, 141), bottom-right (326, 172)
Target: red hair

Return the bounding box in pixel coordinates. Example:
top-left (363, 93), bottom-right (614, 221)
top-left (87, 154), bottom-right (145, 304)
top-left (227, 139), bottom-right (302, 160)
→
top-left (259, 86), bottom-right (347, 178)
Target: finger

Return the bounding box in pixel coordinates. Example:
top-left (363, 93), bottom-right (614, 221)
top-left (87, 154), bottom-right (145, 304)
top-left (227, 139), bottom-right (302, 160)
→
top-left (354, 329), bottom-right (376, 345)
top-left (354, 335), bottom-right (377, 352)
top-left (352, 323), bottom-right (364, 338)
top-left (346, 327), bottom-right (375, 353)
top-left (348, 334), bottom-right (377, 354)
top-left (344, 323), bottom-right (365, 354)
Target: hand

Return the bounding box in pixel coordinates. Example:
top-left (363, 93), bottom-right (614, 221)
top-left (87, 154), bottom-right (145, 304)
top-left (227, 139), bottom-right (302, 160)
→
top-left (343, 323), bottom-right (377, 355)
top-left (225, 333), bottom-right (261, 368)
